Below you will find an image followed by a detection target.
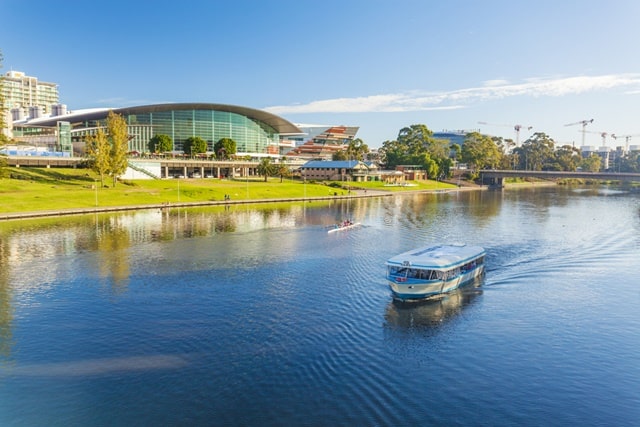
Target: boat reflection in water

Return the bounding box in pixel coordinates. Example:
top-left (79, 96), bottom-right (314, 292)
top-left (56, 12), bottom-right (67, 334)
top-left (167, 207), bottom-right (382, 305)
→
top-left (384, 277), bottom-right (483, 330)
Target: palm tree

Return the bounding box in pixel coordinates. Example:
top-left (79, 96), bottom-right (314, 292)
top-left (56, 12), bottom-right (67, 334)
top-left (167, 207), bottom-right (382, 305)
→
top-left (276, 161), bottom-right (290, 182)
top-left (257, 158), bottom-right (275, 182)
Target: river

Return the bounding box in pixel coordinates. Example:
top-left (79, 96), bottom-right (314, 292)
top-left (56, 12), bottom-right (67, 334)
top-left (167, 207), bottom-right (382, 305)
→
top-left (0, 186), bottom-right (638, 426)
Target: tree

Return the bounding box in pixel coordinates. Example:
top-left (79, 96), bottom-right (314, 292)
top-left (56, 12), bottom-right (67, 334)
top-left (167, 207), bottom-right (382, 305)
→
top-left (107, 111), bottom-right (129, 187)
top-left (618, 151), bottom-right (640, 172)
top-left (437, 157), bottom-right (453, 179)
top-left (0, 154), bottom-right (6, 179)
top-left (380, 124), bottom-right (448, 179)
top-left (461, 132), bottom-right (503, 170)
top-left (379, 139), bottom-right (406, 169)
top-left (345, 138), bottom-right (369, 161)
top-left (214, 138), bottom-right (236, 159)
top-left (580, 153), bottom-right (602, 172)
top-left (276, 159), bottom-right (290, 183)
top-left (0, 49), bottom-right (9, 147)
top-left (257, 157), bottom-right (275, 182)
top-left (332, 149), bottom-right (348, 161)
top-left (397, 125), bottom-right (434, 157)
top-left (450, 143), bottom-right (461, 162)
top-left (554, 145), bottom-right (581, 171)
top-left (500, 138), bottom-right (518, 169)
top-left (513, 132), bottom-right (556, 171)
top-left (183, 136), bottom-right (208, 156)
top-left (421, 152), bottom-right (439, 179)
top-left (148, 134), bottom-right (173, 153)
top-left (427, 137), bottom-right (451, 162)
top-left (85, 111), bottom-right (129, 187)
top-left (86, 128), bottom-right (111, 186)
top-left (0, 49), bottom-right (8, 178)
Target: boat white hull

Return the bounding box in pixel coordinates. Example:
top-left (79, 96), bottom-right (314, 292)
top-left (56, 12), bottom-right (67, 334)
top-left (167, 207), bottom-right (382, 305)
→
top-left (328, 222), bottom-right (361, 233)
top-left (388, 266), bottom-right (484, 300)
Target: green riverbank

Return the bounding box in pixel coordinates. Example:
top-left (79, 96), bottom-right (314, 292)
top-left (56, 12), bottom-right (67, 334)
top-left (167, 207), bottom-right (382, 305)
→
top-left (1, 167), bottom-right (462, 220)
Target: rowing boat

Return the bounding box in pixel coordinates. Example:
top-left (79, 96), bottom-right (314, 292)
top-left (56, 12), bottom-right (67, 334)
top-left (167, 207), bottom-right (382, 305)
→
top-left (327, 222), bottom-right (362, 233)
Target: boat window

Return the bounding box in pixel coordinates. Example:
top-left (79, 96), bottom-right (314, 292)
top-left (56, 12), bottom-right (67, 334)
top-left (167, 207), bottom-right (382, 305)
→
top-left (461, 257), bottom-right (483, 272)
top-left (391, 268), bottom-right (440, 280)
top-left (389, 266), bottom-right (408, 276)
top-left (418, 270), bottom-right (429, 280)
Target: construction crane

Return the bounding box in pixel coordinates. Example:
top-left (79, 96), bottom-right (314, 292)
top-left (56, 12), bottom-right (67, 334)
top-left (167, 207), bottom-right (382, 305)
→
top-left (611, 134), bottom-right (640, 152)
top-left (564, 119), bottom-right (593, 147)
top-left (584, 130), bottom-right (610, 148)
top-left (477, 121), bottom-right (533, 147)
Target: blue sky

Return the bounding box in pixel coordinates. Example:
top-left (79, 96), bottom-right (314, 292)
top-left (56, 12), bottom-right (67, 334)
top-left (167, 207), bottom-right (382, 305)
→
top-left (2, 0), bottom-right (640, 148)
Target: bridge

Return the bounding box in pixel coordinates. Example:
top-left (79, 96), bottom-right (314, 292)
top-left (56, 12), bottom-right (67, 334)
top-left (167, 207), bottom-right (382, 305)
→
top-left (479, 169), bottom-right (640, 188)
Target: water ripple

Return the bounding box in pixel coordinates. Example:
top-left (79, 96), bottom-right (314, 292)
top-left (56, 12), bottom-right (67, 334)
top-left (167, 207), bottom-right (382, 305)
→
top-left (2, 187), bottom-right (639, 427)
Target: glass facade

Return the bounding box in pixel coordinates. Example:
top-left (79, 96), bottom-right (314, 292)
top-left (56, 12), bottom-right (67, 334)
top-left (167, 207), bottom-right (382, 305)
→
top-left (57, 121), bottom-right (72, 153)
top-left (123, 108), bottom-right (280, 154)
top-left (433, 131), bottom-right (467, 147)
top-left (12, 103), bottom-right (300, 157)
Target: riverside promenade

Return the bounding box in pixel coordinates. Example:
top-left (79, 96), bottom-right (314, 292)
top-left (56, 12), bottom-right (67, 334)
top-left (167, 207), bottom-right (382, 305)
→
top-left (0, 186), bottom-right (484, 221)
top-left (0, 190), bottom-right (393, 221)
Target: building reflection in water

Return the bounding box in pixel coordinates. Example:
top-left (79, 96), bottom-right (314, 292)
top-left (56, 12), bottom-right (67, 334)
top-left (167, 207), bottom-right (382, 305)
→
top-left (384, 278), bottom-right (483, 330)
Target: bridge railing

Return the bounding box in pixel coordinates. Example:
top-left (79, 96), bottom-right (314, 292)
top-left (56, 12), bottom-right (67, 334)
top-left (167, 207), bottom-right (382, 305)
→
top-left (479, 169), bottom-right (640, 182)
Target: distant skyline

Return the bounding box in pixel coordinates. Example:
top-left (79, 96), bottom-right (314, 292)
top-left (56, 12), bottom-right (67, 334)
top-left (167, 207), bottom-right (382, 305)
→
top-left (2, 0), bottom-right (640, 148)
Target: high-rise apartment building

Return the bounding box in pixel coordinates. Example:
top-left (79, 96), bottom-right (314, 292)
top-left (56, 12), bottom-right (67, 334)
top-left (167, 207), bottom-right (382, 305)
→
top-left (1, 70), bottom-right (59, 117)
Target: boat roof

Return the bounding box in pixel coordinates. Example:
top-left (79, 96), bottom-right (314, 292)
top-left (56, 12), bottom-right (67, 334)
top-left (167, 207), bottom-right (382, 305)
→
top-left (386, 244), bottom-right (485, 270)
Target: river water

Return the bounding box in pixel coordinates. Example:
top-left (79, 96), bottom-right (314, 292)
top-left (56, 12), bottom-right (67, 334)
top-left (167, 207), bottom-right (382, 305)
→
top-left (0, 186), bottom-right (639, 426)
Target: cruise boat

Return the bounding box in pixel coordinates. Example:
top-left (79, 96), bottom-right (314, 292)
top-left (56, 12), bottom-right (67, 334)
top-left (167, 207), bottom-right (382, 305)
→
top-left (386, 243), bottom-right (485, 300)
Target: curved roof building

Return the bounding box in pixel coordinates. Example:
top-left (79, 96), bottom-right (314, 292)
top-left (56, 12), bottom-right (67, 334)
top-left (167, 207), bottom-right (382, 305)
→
top-left (13, 103), bottom-right (303, 156)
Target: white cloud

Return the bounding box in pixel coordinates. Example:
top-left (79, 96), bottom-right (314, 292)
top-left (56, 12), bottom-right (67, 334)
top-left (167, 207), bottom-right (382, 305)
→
top-left (265, 74), bottom-right (640, 114)
top-left (265, 94), bottom-right (466, 114)
top-left (483, 79), bottom-right (511, 87)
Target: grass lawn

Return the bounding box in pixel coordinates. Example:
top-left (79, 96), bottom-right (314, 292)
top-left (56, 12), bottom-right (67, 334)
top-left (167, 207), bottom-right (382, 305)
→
top-left (347, 180), bottom-right (456, 192)
top-left (0, 167), bottom-right (458, 214)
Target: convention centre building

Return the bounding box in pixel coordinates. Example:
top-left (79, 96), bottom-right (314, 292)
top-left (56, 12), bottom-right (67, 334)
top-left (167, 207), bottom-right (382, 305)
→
top-left (9, 103), bottom-right (304, 158)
